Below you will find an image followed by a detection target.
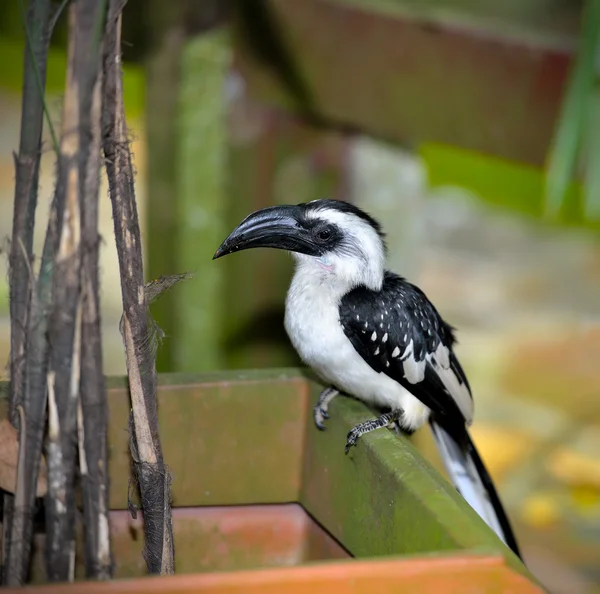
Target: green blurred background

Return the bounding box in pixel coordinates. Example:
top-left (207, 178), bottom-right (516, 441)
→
top-left (1, 0), bottom-right (600, 592)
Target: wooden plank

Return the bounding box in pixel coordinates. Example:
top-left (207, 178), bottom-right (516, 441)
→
top-left (233, 0), bottom-right (579, 166)
top-left (108, 370), bottom-right (308, 508)
top-left (300, 386), bottom-right (531, 578)
top-left (21, 504), bottom-right (348, 583)
top-left (7, 553), bottom-right (544, 593)
top-left (0, 369), bottom-right (309, 508)
top-left (324, 0), bottom-right (581, 44)
top-left (0, 371), bottom-right (543, 588)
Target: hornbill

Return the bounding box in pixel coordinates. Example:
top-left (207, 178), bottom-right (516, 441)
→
top-left (214, 198), bottom-right (522, 560)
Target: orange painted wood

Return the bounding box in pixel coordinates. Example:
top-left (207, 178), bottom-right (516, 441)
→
top-left (9, 554), bottom-right (544, 594)
top-left (105, 504), bottom-right (348, 578)
top-left (18, 504), bottom-right (349, 583)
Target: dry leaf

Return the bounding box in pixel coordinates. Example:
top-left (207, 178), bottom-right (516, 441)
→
top-left (0, 418), bottom-right (47, 497)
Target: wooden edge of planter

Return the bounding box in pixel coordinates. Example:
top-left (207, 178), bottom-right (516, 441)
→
top-left (0, 368), bottom-right (541, 590)
top-left (101, 367), bottom-right (312, 390)
top-left (6, 552), bottom-right (544, 593)
top-left (0, 368), bottom-right (313, 508)
top-left (300, 388), bottom-right (540, 585)
top-left (0, 367), bottom-right (312, 398)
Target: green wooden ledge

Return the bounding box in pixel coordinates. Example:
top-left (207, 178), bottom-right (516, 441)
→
top-left (0, 369), bottom-right (537, 585)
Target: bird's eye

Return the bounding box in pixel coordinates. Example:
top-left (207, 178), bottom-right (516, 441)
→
top-left (317, 227), bottom-right (332, 241)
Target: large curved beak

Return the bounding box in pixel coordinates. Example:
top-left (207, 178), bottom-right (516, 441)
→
top-left (213, 204), bottom-right (320, 259)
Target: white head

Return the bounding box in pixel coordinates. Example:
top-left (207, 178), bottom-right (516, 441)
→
top-left (214, 199), bottom-right (387, 293)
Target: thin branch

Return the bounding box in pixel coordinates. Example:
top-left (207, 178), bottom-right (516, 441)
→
top-left (45, 0), bottom-right (107, 580)
top-left (48, 0), bottom-right (71, 33)
top-left (79, 0), bottom-right (112, 575)
top-left (18, 0), bottom-right (59, 156)
top-left (102, 0), bottom-right (174, 574)
top-left (4, 0), bottom-right (53, 585)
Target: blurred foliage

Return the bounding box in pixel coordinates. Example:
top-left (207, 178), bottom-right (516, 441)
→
top-left (0, 0), bottom-right (146, 116)
top-left (0, 37), bottom-right (145, 119)
top-left (583, 82), bottom-right (600, 220)
top-left (0, 0), bottom-right (151, 61)
top-left (544, 0), bottom-right (600, 221)
top-left (421, 142), bottom-right (599, 232)
top-left (2, 0), bottom-right (599, 232)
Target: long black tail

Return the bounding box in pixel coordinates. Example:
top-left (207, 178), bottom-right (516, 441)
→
top-left (429, 419), bottom-right (522, 561)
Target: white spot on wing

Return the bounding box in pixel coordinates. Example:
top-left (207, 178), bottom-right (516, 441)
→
top-left (374, 347), bottom-right (380, 355)
top-left (434, 342), bottom-right (450, 369)
top-left (398, 339), bottom-right (426, 383)
top-left (382, 333), bottom-right (388, 342)
top-left (427, 343), bottom-right (472, 423)
top-left (371, 331), bottom-right (377, 341)
top-left (401, 340), bottom-right (413, 361)
top-left (391, 347), bottom-right (400, 358)
top-left (403, 355), bottom-right (426, 383)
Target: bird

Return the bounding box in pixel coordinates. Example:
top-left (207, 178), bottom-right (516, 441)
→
top-left (213, 198), bottom-right (522, 560)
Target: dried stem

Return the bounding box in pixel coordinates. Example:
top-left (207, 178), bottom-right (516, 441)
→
top-left (44, 3), bottom-right (82, 566)
top-left (8, 0), bottom-right (51, 426)
top-left (3, 0), bottom-right (52, 585)
top-left (102, 0), bottom-right (174, 574)
top-left (79, 0), bottom-right (113, 577)
top-left (45, 0), bottom-right (107, 581)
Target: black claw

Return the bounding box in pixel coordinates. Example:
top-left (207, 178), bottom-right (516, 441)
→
top-left (313, 406), bottom-right (329, 431)
top-left (344, 429), bottom-right (359, 454)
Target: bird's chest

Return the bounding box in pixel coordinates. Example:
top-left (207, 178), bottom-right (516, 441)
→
top-left (284, 276), bottom-right (350, 372)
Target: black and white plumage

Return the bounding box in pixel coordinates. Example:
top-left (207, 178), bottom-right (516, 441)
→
top-left (214, 198), bottom-right (522, 561)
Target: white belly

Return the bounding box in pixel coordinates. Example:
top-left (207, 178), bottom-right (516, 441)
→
top-left (284, 271), bottom-right (430, 431)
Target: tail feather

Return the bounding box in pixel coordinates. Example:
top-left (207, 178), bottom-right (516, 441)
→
top-left (429, 419), bottom-right (522, 561)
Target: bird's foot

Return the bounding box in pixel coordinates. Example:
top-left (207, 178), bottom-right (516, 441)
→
top-left (391, 420), bottom-right (403, 436)
top-left (313, 386), bottom-right (339, 430)
top-left (345, 409), bottom-right (403, 454)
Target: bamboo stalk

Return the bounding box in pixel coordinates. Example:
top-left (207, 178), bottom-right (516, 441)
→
top-left (3, 0), bottom-right (52, 585)
top-left (8, 0), bottom-right (51, 426)
top-left (44, 4), bottom-right (82, 577)
top-left (102, 0), bottom-right (175, 575)
top-left (78, 0), bottom-right (113, 577)
top-left (45, 0), bottom-right (107, 581)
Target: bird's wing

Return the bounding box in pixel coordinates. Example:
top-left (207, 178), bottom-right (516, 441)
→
top-left (339, 272), bottom-right (473, 427)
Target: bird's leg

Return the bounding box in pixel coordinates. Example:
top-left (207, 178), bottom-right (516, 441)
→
top-left (314, 386), bottom-right (339, 430)
top-left (345, 409), bottom-right (403, 454)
